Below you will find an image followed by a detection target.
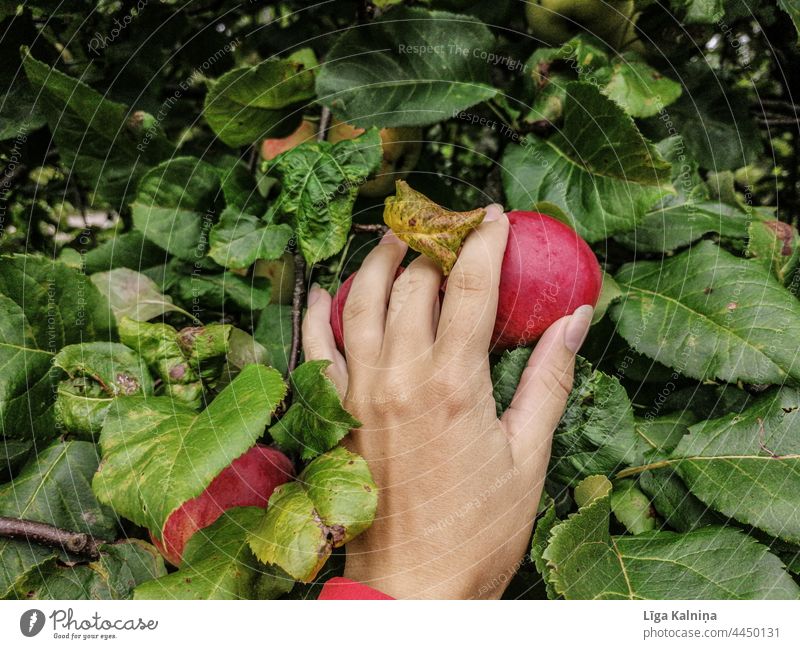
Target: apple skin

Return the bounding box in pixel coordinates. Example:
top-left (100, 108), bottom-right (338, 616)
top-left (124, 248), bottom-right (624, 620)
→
top-left (493, 211), bottom-right (601, 350)
top-left (331, 212), bottom-right (601, 353)
top-left (261, 119), bottom-right (316, 161)
top-left (152, 444), bottom-right (294, 566)
top-left (327, 120), bottom-right (422, 198)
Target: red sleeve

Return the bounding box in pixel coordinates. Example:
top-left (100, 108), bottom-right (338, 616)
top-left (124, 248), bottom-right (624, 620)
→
top-left (318, 577), bottom-right (394, 600)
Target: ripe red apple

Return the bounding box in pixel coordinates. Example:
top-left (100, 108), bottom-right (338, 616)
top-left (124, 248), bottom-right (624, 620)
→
top-left (151, 444), bottom-right (294, 566)
top-left (261, 119), bottom-right (316, 161)
top-left (493, 210), bottom-right (601, 350)
top-left (330, 211), bottom-right (601, 353)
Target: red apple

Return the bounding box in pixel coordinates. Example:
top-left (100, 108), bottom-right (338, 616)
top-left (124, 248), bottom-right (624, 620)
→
top-left (493, 211), bottom-right (601, 350)
top-left (152, 444), bottom-right (294, 566)
top-left (330, 211), bottom-right (601, 353)
top-left (261, 119), bottom-right (316, 161)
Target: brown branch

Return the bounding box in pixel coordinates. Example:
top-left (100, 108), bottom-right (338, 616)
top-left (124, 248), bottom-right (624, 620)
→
top-left (0, 516), bottom-right (101, 559)
top-left (317, 106), bottom-right (331, 142)
top-left (352, 223), bottom-right (388, 235)
top-left (287, 251), bottom-right (307, 375)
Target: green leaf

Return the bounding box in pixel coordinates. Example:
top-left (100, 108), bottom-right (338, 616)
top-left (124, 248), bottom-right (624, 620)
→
top-left (134, 507), bottom-right (291, 600)
top-left (599, 54), bottom-right (682, 118)
top-left (53, 342), bottom-right (154, 437)
top-left (83, 230), bottom-right (167, 274)
top-left (638, 469), bottom-right (719, 533)
top-left (315, 7), bottom-right (497, 128)
top-left (550, 357), bottom-right (642, 485)
top-left (92, 364), bottom-right (286, 537)
top-left (503, 82), bottom-right (672, 242)
top-left (779, 0), bottom-right (800, 43)
top-left (21, 50), bottom-right (171, 207)
top-left (635, 411), bottom-right (697, 455)
top-left (669, 0), bottom-right (725, 23)
top-left (0, 255), bottom-right (113, 441)
top-left (610, 480), bottom-right (657, 534)
top-left (204, 53), bottom-right (316, 147)
top-left (492, 346), bottom-right (533, 417)
top-left (746, 220), bottom-right (800, 285)
top-left (132, 157), bottom-right (221, 261)
top-left (254, 304), bottom-right (292, 375)
top-left (270, 360), bottom-right (361, 460)
top-left (170, 267), bottom-right (271, 313)
top-left (91, 268), bottom-right (188, 323)
top-left (0, 441), bottom-right (118, 598)
top-left (270, 130), bottom-right (382, 264)
top-left (611, 240), bottom-right (800, 384)
top-left (208, 207), bottom-right (293, 269)
top-left (248, 447), bottom-right (377, 582)
top-left (540, 475), bottom-right (799, 599)
top-left (0, 79), bottom-right (46, 140)
top-left (592, 272), bottom-right (622, 324)
top-left (7, 540), bottom-right (166, 600)
top-left (530, 505), bottom-right (559, 599)
top-left (668, 388), bottom-right (800, 544)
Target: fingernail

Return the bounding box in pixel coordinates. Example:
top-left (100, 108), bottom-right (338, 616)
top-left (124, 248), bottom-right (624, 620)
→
top-left (379, 231), bottom-right (402, 245)
top-left (307, 283), bottom-right (321, 306)
top-left (483, 203), bottom-right (504, 222)
top-left (564, 305), bottom-right (594, 354)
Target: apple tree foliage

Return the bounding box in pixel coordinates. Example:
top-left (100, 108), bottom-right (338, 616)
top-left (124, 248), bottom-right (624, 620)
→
top-left (1, 0), bottom-right (800, 600)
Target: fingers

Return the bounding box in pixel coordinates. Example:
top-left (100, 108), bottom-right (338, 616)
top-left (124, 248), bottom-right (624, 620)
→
top-left (343, 232), bottom-right (407, 364)
top-left (302, 284), bottom-right (348, 396)
top-left (382, 254), bottom-right (443, 365)
top-left (502, 305), bottom-right (594, 468)
top-left (434, 205), bottom-right (508, 365)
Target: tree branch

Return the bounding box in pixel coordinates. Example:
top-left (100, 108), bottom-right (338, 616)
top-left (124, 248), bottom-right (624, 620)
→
top-left (317, 106), bottom-right (331, 142)
top-left (287, 250), bottom-right (306, 375)
top-left (351, 223), bottom-right (388, 235)
top-left (0, 516), bottom-right (101, 559)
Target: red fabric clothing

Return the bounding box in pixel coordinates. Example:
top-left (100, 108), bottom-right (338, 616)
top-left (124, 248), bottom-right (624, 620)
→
top-left (318, 577), bottom-right (393, 600)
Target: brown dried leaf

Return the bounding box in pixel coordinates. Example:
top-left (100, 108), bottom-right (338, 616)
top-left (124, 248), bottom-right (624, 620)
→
top-left (383, 180), bottom-right (485, 274)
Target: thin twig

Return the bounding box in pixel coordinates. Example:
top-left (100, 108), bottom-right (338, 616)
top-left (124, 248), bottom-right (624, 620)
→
top-left (317, 106), bottom-right (331, 142)
top-left (0, 516), bottom-right (101, 559)
top-left (352, 223), bottom-right (388, 235)
top-left (287, 251), bottom-right (306, 375)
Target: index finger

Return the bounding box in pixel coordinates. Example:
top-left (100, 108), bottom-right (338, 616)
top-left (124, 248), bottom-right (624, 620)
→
top-left (434, 204), bottom-right (508, 364)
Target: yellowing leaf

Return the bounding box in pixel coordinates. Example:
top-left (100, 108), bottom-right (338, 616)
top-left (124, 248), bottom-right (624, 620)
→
top-left (383, 180), bottom-right (485, 275)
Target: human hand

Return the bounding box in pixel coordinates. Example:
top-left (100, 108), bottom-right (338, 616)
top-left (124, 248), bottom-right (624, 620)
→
top-left (302, 205), bottom-right (593, 599)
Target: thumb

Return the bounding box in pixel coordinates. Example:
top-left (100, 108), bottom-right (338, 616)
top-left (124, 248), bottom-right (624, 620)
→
top-left (501, 304), bottom-right (594, 469)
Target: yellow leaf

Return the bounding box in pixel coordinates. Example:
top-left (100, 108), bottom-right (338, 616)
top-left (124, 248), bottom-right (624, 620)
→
top-left (383, 180), bottom-right (485, 275)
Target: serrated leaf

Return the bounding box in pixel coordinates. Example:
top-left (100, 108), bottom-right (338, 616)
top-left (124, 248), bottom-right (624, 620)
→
top-left (530, 505), bottom-right (559, 599)
top-left (599, 54), bottom-right (682, 118)
top-left (779, 0), bottom-right (800, 43)
top-left (540, 475), bottom-right (799, 599)
top-left (503, 82), bottom-right (671, 242)
top-left (610, 480), bottom-right (657, 534)
top-left (315, 7), bottom-right (497, 128)
top-left (134, 507), bottom-right (291, 600)
top-left (638, 469), bottom-right (719, 533)
top-left (83, 230), bottom-right (167, 275)
top-left (248, 447), bottom-right (377, 582)
top-left (611, 240), bottom-right (800, 384)
top-left (204, 53), bottom-right (316, 147)
top-left (92, 365), bottom-right (286, 538)
top-left (21, 50), bottom-right (171, 207)
top-left (270, 130), bottom-right (382, 264)
top-left (667, 388), bottom-right (800, 543)
top-left (0, 255), bottom-right (113, 441)
top-left (492, 346), bottom-right (533, 417)
top-left (7, 540), bottom-right (166, 600)
top-left (254, 304), bottom-right (292, 376)
top-left (269, 360), bottom-right (361, 460)
top-left (208, 207), bottom-right (293, 269)
top-left (53, 342), bottom-right (154, 437)
top-left (383, 180), bottom-right (485, 274)
top-left (746, 220), bottom-right (800, 285)
top-left (550, 357), bottom-right (642, 485)
top-left (91, 268), bottom-right (188, 323)
top-left (131, 157), bottom-right (221, 261)
top-left (0, 441), bottom-right (117, 598)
